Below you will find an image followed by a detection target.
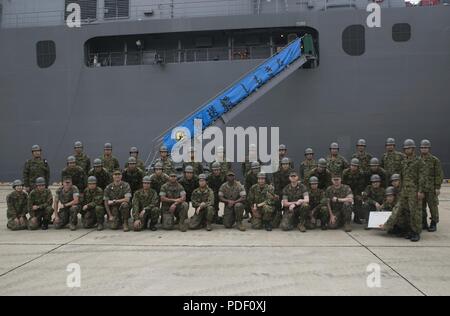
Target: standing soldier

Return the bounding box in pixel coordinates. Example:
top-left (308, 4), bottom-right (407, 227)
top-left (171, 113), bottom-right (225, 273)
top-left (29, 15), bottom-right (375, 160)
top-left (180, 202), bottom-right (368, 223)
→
top-left (342, 158), bottom-right (366, 224)
top-left (307, 177), bottom-right (329, 230)
top-left (325, 174), bottom-right (354, 232)
top-left (122, 157), bottom-right (144, 196)
top-left (88, 158), bottom-right (112, 190)
top-left (73, 141), bottom-right (91, 174)
top-left (326, 142), bottom-right (349, 177)
top-left (148, 162), bottom-right (169, 195)
top-left (183, 147), bottom-right (204, 176)
top-left (279, 144), bottom-right (295, 170)
top-left (300, 148), bottom-right (317, 182)
top-left (179, 165), bottom-right (199, 204)
top-left (23, 145), bottom-right (50, 191)
top-left (280, 171), bottom-right (310, 232)
top-left (352, 139), bottom-right (372, 173)
top-left (102, 143), bottom-right (120, 175)
top-left (272, 158), bottom-right (293, 227)
top-left (28, 177), bottom-right (53, 230)
top-left (125, 147), bottom-right (145, 171)
top-left (62, 156), bottom-right (87, 193)
top-left (419, 139), bottom-right (444, 232)
top-left (207, 162), bottom-right (225, 224)
top-left (361, 175), bottom-right (385, 229)
top-left (6, 180), bottom-right (28, 231)
top-left (81, 176), bottom-right (105, 229)
top-left (248, 173), bottom-right (275, 231)
top-left (308, 158), bottom-right (332, 190)
top-left (53, 177), bottom-right (80, 231)
top-left (399, 139), bottom-right (425, 242)
top-left (219, 171), bottom-right (247, 231)
top-left (366, 158), bottom-right (388, 188)
top-left (383, 186), bottom-right (408, 236)
top-left (381, 138), bottom-right (405, 180)
top-left (132, 176), bottom-right (160, 232)
top-left (104, 170), bottom-right (132, 232)
top-left (160, 172), bottom-right (189, 232)
top-left (154, 145), bottom-right (174, 175)
top-left (189, 174), bottom-right (215, 231)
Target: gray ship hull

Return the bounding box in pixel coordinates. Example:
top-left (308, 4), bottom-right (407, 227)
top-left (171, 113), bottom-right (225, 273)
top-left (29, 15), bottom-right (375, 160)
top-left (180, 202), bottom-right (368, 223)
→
top-left (0, 6), bottom-right (449, 180)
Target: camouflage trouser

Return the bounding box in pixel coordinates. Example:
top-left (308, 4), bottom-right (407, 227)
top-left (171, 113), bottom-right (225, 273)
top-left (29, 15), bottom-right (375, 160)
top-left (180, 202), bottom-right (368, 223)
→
top-left (361, 201), bottom-right (379, 222)
top-left (109, 203), bottom-right (131, 230)
top-left (162, 203), bottom-right (189, 230)
top-left (28, 207), bottom-right (53, 230)
top-left (7, 216), bottom-right (28, 231)
top-left (55, 206), bottom-right (80, 229)
top-left (223, 203), bottom-right (245, 228)
top-left (398, 191), bottom-right (422, 234)
top-left (251, 205), bottom-right (274, 229)
top-left (133, 207), bottom-right (160, 231)
top-left (81, 206), bottom-right (105, 228)
top-left (308, 204), bottom-right (329, 228)
top-left (280, 204), bottom-right (309, 231)
top-left (353, 195), bottom-right (363, 219)
top-left (272, 201), bottom-right (282, 228)
top-left (422, 191), bottom-right (439, 223)
top-left (189, 206), bottom-right (215, 230)
top-left (384, 204), bottom-right (408, 232)
top-left (328, 202), bottom-right (352, 229)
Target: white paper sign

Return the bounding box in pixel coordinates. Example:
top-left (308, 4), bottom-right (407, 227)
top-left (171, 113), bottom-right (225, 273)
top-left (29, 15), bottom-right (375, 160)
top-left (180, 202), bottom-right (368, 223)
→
top-left (368, 212), bottom-right (392, 229)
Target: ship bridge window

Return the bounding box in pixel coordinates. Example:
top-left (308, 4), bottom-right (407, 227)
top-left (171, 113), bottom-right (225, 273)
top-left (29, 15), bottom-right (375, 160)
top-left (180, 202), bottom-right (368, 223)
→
top-left (36, 41), bottom-right (56, 68)
top-left (342, 25), bottom-right (365, 56)
top-left (105, 0), bottom-right (130, 19)
top-left (392, 23), bottom-right (411, 42)
top-left (65, 0), bottom-right (98, 21)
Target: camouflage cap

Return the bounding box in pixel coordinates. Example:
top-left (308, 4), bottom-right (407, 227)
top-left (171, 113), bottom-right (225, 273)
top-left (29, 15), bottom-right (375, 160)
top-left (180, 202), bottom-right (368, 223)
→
top-left (329, 142), bottom-right (339, 150)
top-left (386, 138), bottom-right (396, 146)
top-left (93, 158), bottom-right (103, 167)
top-left (143, 176), bottom-right (151, 183)
top-left (35, 177), bottom-right (46, 185)
top-left (31, 144), bottom-right (41, 152)
top-left (87, 176), bottom-right (97, 184)
top-left (211, 162), bottom-right (221, 170)
top-left (169, 171), bottom-right (177, 177)
top-left (251, 161), bottom-right (260, 169)
top-left (350, 158), bottom-right (360, 166)
top-left (184, 166), bottom-right (194, 173)
top-left (309, 176), bottom-right (319, 184)
top-left (12, 180), bottom-right (23, 188)
top-left (198, 174), bottom-right (207, 180)
top-left (281, 157), bottom-right (290, 165)
top-left (160, 145), bottom-right (168, 152)
top-left (279, 144), bottom-right (287, 150)
top-left (385, 186), bottom-right (395, 196)
top-left (357, 139), bottom-right (367, 146)
top-left (390, 174), bottom-right (401, 181)
top-left (403, 139), bottom-right (416, 149)
top-left (154, 162), bottom-right (163, 169)
top-left (257, 172), bottom-right (266, 179)
top-left (112, 170), bottom-right (122, 176)
top-left (318, 158), bottom-right (327, 168)
top-left (369, 157), bottom-right (380, 166)
top-left (420, 139), bottom-right (431, 148)
top-left (74, 141), bottom-right (83, 148)
top-left (104, 143), bottom-right (112, 150)
top-left (370, 174), bottom-right (381, 182)
top-left (227, 170), bottom-right (235, 176)
top-left (67, 156), bottom-right (76, 163)
top-left (130, 147), bottom-right (139, 153)
top-left (304, 148), bottom-right (314, 155)
top-left (128, 157), bottom-right (137, 164)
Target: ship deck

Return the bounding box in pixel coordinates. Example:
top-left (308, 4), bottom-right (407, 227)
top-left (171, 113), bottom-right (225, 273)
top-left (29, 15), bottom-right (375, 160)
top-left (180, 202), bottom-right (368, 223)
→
top-left (0, 185), bottom-right (449, 296)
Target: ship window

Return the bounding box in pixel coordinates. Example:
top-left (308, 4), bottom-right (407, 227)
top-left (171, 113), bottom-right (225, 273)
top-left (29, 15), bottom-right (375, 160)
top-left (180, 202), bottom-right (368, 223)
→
top-left (65, 0), bottom-right (97, 21)
top-left (342, 25), bottom-right (365, 56)
top-left (105, 0), bottom-right (130, 19)
top-left (36, 41), bottom-right (56, 68)
top-left (392, 23), bottom-right (411, 42)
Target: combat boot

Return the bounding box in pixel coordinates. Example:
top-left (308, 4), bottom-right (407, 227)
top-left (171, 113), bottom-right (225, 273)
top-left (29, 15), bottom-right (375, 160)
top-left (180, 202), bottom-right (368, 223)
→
top-left (428, 221), bottom-right (437, 232)
top-left (353, 215), bottom-right (363, 225)
top-left (237, 222), bottom-right (246, 231)
top-left (344, 223), bottom-right (352, 232)
top-left (41, 220), bottom-right (49, 230)
top-left (70, 224), bottom-right (77, 231)
top-left (123, 222), bottom-right (130, 232)
top-left (297, 223), bottom-right (306, 233)
top-left (321, 222), bottom-right (328, 230)
top-left (410, 233), bottom-right (421, 242)
top-left (265, 221), bottom-right (272, 232)
top-left (179, 223), bottom-right (187, 232)
top-left (422, 222), bottom-right (429, 230)
top-left (404, 231), bottom-right (412, 239)
top-left (206, 222), bottom-right (212, 231)
top-left (97, 223), bottom-right (104, 231)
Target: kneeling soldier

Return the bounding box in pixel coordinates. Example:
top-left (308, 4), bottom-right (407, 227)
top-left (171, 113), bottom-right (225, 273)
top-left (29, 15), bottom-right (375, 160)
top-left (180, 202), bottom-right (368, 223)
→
top-left (248, 173), bottom-right (275, 231)
top-left (362, 174), bottom-right (385, 229)
top-left (281, 171), bottom-right (309, 232)
top-left (189, 174), bottom-right (215, 231)
top-left (219, 171), bottom-right (247, 231)
top-left (160, 172), bottom-right (189, 232)
top-left (28, 177), bottom-right (53, 230)
top-left (132, 176), bottom-right (160, 232)
top-left (82, 176), bottom-right (105, 230)
top-left (53, 177), bottom-right (80, 231)
top-left (6, 180), bottom-right (28, 231)
top-left (307, 176), bottom-right (329, 230)
top-left (104, 170), bottom-right (132, 232)
top-left (325, 174), bottom-right (354, 232)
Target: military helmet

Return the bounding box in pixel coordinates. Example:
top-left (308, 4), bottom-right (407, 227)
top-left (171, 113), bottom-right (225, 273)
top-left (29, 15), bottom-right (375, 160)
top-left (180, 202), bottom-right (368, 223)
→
top-left (304, 148), bottom-right (314, 155)
top-left (31, 144), bottom-right (41, 152)
top-left (169, 171), bottom-right (177, 177)
top-left (257, 172), bottom-right (266, 179)
top-left (104, 143), bottom-right (112, 150)
top-left (318, 158), bottom-right (327, 168)
top-left (385, 186), bottom-right (395, 196)
top-left (370, 174), bottom-right (381, 182)
top-left (154, 162), bottom-right (163, 169)
top-left (67, 156), bottom-right (76, 163)
top-left (112, 170), bottom-right (122, 176)
top-left (289, 171), bottom-right (298, 177)
top-left (329, 142), bottom-right (339, 150)
top-left (159, 145), bottom-right (168, 152)
top-left (35, 177), bottom-right (46, 185)
top-left (93, 158), bottom-right (103, 167)
top-left (211, 162), bottom-right (221, 170)
top-left (357, 139), bottom-right (367, 146)
top-left (128, 157), bottom-right (137, 164)
top-left (74, 141), bottom-right (83, 149)
top-left (143, 176), bottom-right (151, 183)
top-left (369, 157), bottom-right (380, 166)
top-left (251, 161), bottom-right (260, 169)
top-left (279, 144), bottom-right (287, 151)
top-left (350, 158), bottom-right (360, 166)
top-left (281, 157), bottom-right (290, 165)
top-left (198, 174), bottom-right (207, 181)
top-left (309, 176), bottom-right (319, 184)
top-left (403, 139), bottom-right (416, 149)
top-left (386, 138), bottom-right (396, 146)
top-left (87, 176), bottom-right (97, 184)
top-left (62, 176), bottom-right (72, 182)
top-left (420, 139), bottom-right (431, 148)
top-left (130, 147), bottom-right (139, 153)
top-left (12, 180), bottom-right (23, 188)
top-left (184, 166), bottom-right (194, 173)
top-left (390, 174), bottom-right (401, 182)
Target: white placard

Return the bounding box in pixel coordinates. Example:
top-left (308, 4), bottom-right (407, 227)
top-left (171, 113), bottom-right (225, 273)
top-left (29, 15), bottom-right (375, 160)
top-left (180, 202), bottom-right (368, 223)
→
top-left (368, 212), bottom-right (392, 229)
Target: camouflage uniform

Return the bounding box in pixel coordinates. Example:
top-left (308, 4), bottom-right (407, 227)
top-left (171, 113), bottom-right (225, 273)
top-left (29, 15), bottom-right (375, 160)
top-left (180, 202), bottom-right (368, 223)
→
top-left (342, 168), bottom-right (366, 219)
top-left (62, 166), bottom-right (87, 193)
top-left (88, 168), bottom-right (112, 191)
top-left (82, 187), bottom-right (105, 228)
top-left (23, 158), bottom-right (50, 189)
top-left (6, 190), bottom-right (28, 230)
top-left (300, 159), bottom-right (317, 183)
top-left (247, 183), bottom-right (275, 229)
top-left (102, 155), bottom-right (120, 175)
top-left (124, 159), bottom-right (145, 172)
top-left (365, 168), bottom-right (388, 188)
top-left (384, 186), bottom-right (404, 232)
top-left (54, 186), bottom-right (81, 229)
top-left (183, 161), bottom-right (204, 177)
top-left (189, 186), bottom-right (215, 229)
top-left (160, 182), bottom-right (189, 230)
top-left (280, 183), bottom-right (309, 231)
top-left (307, 168), bottom-right (332, 190)
top-left (75, 153), bottom-right (91, 175)
top-left (148, 173), bottom-right (169, 195)
top-left (28, 188), bottom-right (53, 230)
top-left (326, 155), bottom-right (349, 177)
top-left (179, 175), bottom-right (199, 203)
top-left (420, 153), bottom-right (443, 224)
top-left (103, 181), bottom-right (132, 230)
top-left (209, 161), bottom-right (232, 177)
top-left (122, 168), bottom-right (144, 196)
top-left (272, 169), bottom-right (291, 227)
top-left (132, 188), bottom-right (160, 231)
top-left (307, 187), bottom-right (328, 227)
top-left (207, 173), bottom-right (225, 213)
top-left (381, 151), bottom-right (405, 179)
top-left (219, 181), bottom-right (246, 229)
top-left (244, 170), bottom-right (270, 216)
top-left (154, 157), bottom-right (174, 175)
top-left (361, 185), bottom-right (385, 220)
top-left (325, 184), bottom-right (353, 229)
top-left (352, 152), bottom-right (372, 173)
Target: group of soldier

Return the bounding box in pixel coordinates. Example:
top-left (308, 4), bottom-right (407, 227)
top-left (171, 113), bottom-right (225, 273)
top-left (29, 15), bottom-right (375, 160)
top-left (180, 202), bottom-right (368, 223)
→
top-left (6, 137), bottom-right (444, 242)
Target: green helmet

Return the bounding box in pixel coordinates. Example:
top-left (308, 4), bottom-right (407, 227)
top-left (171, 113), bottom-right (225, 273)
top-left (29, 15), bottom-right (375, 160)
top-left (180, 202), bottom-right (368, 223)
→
top-left (31, 144), bottom-right (41, 152)
top-left (281, 157), bottom-right (290, 165)
top-left (370, 174), bottom-right (381, 182)
top-left (198, 174), bottom-right (207, 181)
top-left (251, 161), bottom-right (260, 169)
top-left (160, 145), bottom-right (168, 152)
top-left (403, 139), bottom-right (416, 149)
top-left (309, 176), bottom-right (319, 185)
top-left (385, 186), bottom-right (395, 196)
top-left (143, 176), bottom-right (151, 183)
top-left (390, 174), bottom-right (401, 182)
top-left (87, 176), bottom-right (97, 184)
top-left (93, 159), bottom-right (102, 167)
top-left (211, 162), bottom-right (221, 170)
top-left (104, 143), bottom-right (112, 150)
top-left (356, 139), bottom-right (366, 146)
top-left (350, 158), bottom-right (360, 166)
top-left (128, 157), bottom-right (137, 164)
top-left (304, 148), bottom-right (314, 155)
top-left (35, 177), bottom-right (46, 185)
top-left (154, 162), bottom-right (163, 170)
top-left (318, 158), bottom-right (327, 168)
top-left (74, 141), bottom-right (83, 149)
top-left (12, 180), bottom-right (23, 188)
top-left (184, 166), bottom-right (194, 173)
top-left (279, 144), bottom-right (287, 151)
top-left (369, 158), bottom-right (380, 166)
top-left (257, 172), bottom-right (266, 179)
top-left (420, 139), bottom-right (431, 148)
top-left (386, 138), bottom-right (396, 146)
top-left (67, 156), bottom-right (76, 164)
top-left (330, 142), bottom-right (339, 150)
